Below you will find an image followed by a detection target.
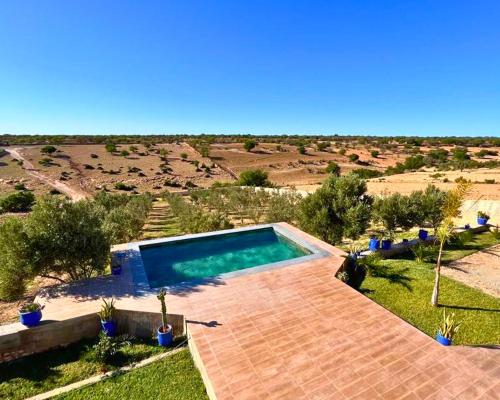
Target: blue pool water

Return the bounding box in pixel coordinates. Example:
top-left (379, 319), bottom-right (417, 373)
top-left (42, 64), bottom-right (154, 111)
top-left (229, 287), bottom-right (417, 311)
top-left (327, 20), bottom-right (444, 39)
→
top-left (140, 228), bottom-right (310, 287)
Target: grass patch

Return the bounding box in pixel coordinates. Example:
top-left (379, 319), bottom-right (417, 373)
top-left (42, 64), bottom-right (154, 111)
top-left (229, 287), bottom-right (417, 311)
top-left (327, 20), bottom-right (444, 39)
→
top-left (56, 348), bottom-right (208, 400)
top-left (361, 233), bottom-right (500, 345)
top-left (0, 336), bottom-right (165, 400)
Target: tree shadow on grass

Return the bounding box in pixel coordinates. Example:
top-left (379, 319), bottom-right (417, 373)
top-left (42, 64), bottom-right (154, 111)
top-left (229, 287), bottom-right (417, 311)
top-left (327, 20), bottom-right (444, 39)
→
top-left (0, 337), bottom-right (94, 384)
top-left (370, 265), bottom-right (414, 292)
top-left (439, 304), bottom-right (500, 313)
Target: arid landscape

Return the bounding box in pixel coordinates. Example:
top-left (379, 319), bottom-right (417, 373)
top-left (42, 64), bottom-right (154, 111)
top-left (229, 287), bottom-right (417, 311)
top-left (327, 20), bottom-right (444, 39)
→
top-left (2, 138), bottom-right (500, 201)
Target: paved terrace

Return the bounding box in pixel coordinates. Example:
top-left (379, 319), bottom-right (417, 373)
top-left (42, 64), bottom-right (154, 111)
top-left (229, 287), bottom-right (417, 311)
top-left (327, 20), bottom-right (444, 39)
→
top-left (37, 223), bottom-right (500, 400)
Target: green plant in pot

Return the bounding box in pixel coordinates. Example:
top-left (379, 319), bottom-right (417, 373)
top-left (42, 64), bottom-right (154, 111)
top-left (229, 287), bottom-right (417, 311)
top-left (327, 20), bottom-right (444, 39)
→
top-left (97, 298), bottom-right (117, 337)
top-left (477, 211), bottom-right (490, 225)
top-left (436, 310), bottom-right (461, 346)
top-left (19, 302), bottom-right (43, 328)
top-left (157, 289), bottom-right (173, 347)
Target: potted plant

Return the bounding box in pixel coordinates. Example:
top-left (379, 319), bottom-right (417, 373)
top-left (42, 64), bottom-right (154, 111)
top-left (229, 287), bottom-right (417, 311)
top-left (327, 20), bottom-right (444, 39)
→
top-left (369, 236), bottom-right (380, 251)
top-left (157, 289), bottom-right (173, 347)
top-left (418, 229), bottom-right (428, 241)
top-left (477, 211), bottom-right (490, 226)
top-left (436, 310), bottom-right (461, 346)
top-left (111, 259), bottom-right (122, 276)
top-left (97, 298), bottom-right (117, 337)
top-left (19, 302), bottom-right (43, 328)
top-left (381, 233), bottom-right (393, 250)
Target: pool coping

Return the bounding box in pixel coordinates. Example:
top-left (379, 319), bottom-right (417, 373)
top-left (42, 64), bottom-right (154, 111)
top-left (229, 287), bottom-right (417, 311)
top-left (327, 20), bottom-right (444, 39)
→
top-left (125, 223), bottom-right (331, 296)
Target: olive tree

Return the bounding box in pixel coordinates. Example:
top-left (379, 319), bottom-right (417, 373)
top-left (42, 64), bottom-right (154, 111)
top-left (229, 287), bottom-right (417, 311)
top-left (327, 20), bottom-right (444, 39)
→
top-left (411, 184), bottom-right (447, 234)
top-left (26, 197), bottom-right (110, 282)
top-left (0, 218), bottom-right (33, 300)
top-left (266, 191), bottom-right (302, 224)
top-left (373, 193), bottom-right (417, 239)
top-left (299, 174), bottom-right (372, 244)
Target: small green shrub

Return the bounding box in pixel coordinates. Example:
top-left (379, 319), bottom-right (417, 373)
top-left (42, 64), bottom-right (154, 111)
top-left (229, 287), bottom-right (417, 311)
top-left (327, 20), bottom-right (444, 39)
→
top-left (40, 145), bottom-right (57, 155)
top-left (114, 182), bottom-right (135, 191)
top-left (238, 169), bottom-right (271, 187)
top-left (348, 153), bottom-right (359, 162)
top-left (14, 183), bottom-right (27, 191)
top-left (243, 139), bottom-right (257, 152)
top-left (412, 243), bottom-right (437, 263)
top-left (0, 191), bottom-right (35, 213)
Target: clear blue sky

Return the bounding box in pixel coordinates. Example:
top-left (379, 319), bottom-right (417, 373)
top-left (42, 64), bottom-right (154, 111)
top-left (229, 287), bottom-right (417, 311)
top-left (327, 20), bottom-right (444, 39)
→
top-left (1, 1), bottom-right (499, 136)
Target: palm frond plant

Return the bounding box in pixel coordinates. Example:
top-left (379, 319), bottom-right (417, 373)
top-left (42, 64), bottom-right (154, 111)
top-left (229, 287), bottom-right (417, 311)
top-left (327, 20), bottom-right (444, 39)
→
top-left (436, 310), bottom-right (461, 345)
top-left (97, 298), bottom-right (117, 337)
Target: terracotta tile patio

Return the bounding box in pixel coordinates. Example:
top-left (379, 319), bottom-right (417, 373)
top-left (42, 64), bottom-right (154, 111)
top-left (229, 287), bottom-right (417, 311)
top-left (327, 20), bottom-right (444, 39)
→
top-left (37, 223), bottom-right (500, 399)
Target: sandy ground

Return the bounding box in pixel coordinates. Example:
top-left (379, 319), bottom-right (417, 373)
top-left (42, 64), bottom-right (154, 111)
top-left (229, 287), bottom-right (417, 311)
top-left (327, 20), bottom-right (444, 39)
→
top-left (0, 152), bottom-right (52, 196)
top-left (6, 143), bottom-right (233, 196)
top-left (442, 244), bottom-right (500, 298)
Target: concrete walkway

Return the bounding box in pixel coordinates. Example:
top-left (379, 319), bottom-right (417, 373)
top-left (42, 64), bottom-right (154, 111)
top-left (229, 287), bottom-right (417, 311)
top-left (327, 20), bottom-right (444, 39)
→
top-left (36, 224), bottom-right (500, 399)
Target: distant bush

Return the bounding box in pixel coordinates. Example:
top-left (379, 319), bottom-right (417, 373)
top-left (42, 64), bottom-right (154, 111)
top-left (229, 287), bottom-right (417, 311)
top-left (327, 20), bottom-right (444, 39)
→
top-left (238, 169), bottom-right (271, 187)
top-left (351, 168), bottom-right (382, 179)
top-left (14, 183), bottom-right (27, 191)
top-left (297, 145), bottom-right (307, 155)
top-left (325, 161), bottom-right (340, 176)
top-left (0, 191), bottom-right (35, 213)
top-left (120, 150), bottom-right (130, 157)
top-left (484, 179), bottom-right (495, 184)
top-left (370, 150), bottom-right (379, 158)
top-left (339, 148), bottom-right (346, 156)
top-left (180, 152), bottom-right (188, 159)
top-left (475, 149), bottom-right (498, 158)
top-left (39, 158), bottom-right (53, 166)
top-left (90, 153), bottom-right (99, 159)
top-left (41, 145), bottom-right (57, 155)
top-left (84, 164), bottom-right (94, 170)
top-left (105, 143), bottom-right (117, 153)
top-left (243, 139), bottom-right (257, 152)
top-left (316, 142), bottom-right (330, 152)
top-left (114, 182), bottom-right (135, 191)
top-left (348, 153), bottom-right (359, 162)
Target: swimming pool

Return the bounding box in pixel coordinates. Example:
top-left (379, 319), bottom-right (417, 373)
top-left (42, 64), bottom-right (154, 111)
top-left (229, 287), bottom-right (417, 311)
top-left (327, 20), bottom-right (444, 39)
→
top-left (136, 226), bottom-right (317, 288)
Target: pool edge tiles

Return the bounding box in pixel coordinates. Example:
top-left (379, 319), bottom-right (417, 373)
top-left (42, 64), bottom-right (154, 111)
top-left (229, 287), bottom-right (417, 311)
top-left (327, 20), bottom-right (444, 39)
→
top-left (127, 224), bottom-right (330, 294)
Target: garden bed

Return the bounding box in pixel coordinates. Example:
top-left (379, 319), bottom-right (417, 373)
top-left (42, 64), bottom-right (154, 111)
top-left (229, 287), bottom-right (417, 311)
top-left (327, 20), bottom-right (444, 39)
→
top-left (0, 335), bottom-right (169, 400)
top-left (54, 348), bottom-right (208, 400)
top-left (360, 232), bottom-right (500, 345)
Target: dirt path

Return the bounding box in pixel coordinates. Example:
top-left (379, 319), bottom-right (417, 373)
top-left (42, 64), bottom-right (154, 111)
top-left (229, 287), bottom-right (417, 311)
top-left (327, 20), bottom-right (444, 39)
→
top-left (443, 244), bottom-right (500, 297)
top-left (4, 148), bottom-right (89, 201)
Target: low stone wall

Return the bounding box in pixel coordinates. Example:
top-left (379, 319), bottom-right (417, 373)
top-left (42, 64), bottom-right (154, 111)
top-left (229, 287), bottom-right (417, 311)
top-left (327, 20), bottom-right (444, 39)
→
top-left (0, 310), bottom-right (184, 363)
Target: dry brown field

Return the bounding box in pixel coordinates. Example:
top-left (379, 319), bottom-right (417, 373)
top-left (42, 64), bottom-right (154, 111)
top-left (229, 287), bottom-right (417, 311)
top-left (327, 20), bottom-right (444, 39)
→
top-left (1, 141), bottom-right (499, 201)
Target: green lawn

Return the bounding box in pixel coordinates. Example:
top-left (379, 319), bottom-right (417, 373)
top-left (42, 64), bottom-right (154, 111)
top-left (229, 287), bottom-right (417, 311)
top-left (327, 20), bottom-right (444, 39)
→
top-left (56, 349), bottom-right (208, 400)
top-left (361, 232), bottom-right (500, 345)
top-left (0, 336), bottom-right (166, 400)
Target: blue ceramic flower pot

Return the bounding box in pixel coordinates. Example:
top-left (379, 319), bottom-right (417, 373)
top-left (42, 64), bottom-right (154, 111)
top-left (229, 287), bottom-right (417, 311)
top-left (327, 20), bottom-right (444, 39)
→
top-left (157, 325), bottom-right (173, 347)
top-left (477, 217), bottom-right (488, 226)
top-left (436, 333), bottom-right (451, 346)
top-left (418, 229), bottom-right (428, 241)
top-left (381, 239), bottom-right (392, 250)
top-left (111, 265), bottom-right (122, 276)
top-left (369, 238), bottom-right (380, 251)
top-left (19, 310), bottom-right (42, 328)
top-left (101, 320), bottom-right (117, 337)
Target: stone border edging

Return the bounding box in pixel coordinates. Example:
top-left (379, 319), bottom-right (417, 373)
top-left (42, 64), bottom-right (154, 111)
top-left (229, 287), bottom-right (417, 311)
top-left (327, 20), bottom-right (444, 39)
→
top-left (26, 345), bottom-right (186, 400)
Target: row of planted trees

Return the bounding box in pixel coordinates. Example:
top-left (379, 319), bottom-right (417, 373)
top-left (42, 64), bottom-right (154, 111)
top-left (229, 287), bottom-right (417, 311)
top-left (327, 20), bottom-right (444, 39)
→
top-left (0, 192), bottom-right (153, 301)
top-left (165, 174), bottom-right (451, 250)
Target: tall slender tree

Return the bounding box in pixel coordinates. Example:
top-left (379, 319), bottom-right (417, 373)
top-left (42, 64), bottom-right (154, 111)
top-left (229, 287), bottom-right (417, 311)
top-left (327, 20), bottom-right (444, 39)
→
top-left (431, 181), bottom-right (471, 306)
